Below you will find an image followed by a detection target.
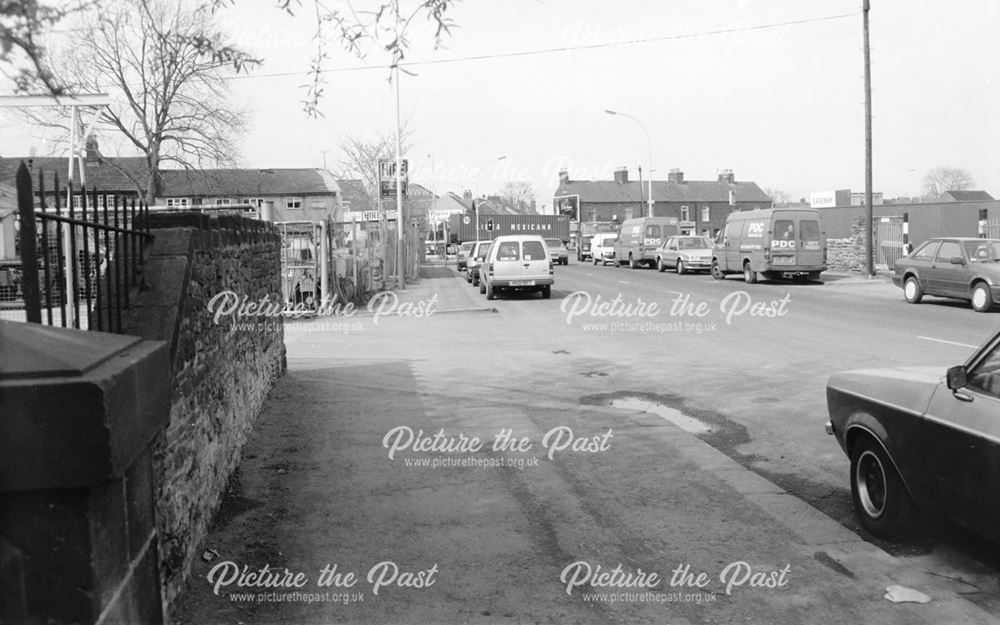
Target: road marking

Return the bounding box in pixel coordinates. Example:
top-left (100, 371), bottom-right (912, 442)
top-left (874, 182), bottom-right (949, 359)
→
top-left (618, 281), bottom-right (630, 285)
top-left (917, 336), bottom-right (978, 349)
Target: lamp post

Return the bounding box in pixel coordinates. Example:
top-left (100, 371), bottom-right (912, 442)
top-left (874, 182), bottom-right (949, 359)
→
top-left (475, 155), bottom-right (506, 239)
top-left (605, 109), bottom-right (653, 217)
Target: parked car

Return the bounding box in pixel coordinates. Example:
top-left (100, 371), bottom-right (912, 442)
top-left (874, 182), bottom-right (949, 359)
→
top-left (825, 329), bottom-right (1000, 542)
top-left (655, 236), bottom-right (714, 274)
top-left (545, 238), bottom-right (569, 265)
top-left (613, 217), bottom-right (681, 269)
top-left (456, 241), bottom-right (476, 271)
top-left (465, 240), bottom-right (492, 286)
top-left (712, 208), bottom-right (827, 283)
top-left (892, 237), bottom-right (1000, 312)
top-left (590, 233), bottom-right (618, 266)
top-left (480, 235), bottom-right (553, 300)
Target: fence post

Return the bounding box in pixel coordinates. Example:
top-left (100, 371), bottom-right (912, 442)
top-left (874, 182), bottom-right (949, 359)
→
top-left (16, 162), bottom-right (41, 323)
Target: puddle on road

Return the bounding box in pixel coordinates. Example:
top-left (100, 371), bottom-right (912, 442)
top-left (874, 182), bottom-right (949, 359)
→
top-left (610, 397), bottom-right (712, 434)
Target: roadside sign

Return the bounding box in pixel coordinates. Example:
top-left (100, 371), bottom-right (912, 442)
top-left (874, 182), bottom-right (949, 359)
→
top-left (378, 159), bottom-right (408, 198)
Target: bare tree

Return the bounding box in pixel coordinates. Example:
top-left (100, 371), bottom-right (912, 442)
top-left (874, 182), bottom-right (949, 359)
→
top-left (16, 0), bottom-right (259, 199)
top-left (762, 187), bottom-right (791, 206)
top-left (498, 181), bottom-right (536, 214)
top-left (0, 1), bottom-right (95, 93)
top-left (922, 166), bottom-right (975, 197)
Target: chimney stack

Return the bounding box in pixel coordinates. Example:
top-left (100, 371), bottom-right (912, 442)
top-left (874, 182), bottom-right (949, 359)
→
top-left (85, 135), bottom-right (100, 163)
top-left (558, 168), bottom-right (569, 185)
top-left (717, 169), bottom-right (735, 184)
top-left (667, 168), bottom-right (684, 183)
top-left (613, 167), bottom-right (629, 184)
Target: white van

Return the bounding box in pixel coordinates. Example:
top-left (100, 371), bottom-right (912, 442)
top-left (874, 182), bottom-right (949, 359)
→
top-left (711, 208), bottom-right (827, 283)
top-left (590, 233), bottom-right (618, 266)
top-left (480, 235), bottom-right (554, 300)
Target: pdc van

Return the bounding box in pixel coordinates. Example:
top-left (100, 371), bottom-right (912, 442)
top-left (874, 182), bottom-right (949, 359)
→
top-left (613, 217), bottom-right (681, 268)
top-left (711, 208), bottom-right (827, 283)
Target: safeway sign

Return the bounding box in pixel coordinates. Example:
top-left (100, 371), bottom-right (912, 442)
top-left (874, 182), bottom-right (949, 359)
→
top-left (378, 159), bottom-right (408, 199)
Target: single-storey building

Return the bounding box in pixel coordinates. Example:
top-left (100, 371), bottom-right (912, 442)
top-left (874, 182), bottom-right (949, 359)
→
top-left (553, 167), bottom-right (772, 238)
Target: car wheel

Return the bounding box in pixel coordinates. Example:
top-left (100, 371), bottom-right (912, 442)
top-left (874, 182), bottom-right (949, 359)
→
top-left (486, 282), bottom-right (495, 300)
top-left (903, 276), bottom-right (923, 304)
top-left (629, 255), bottom-right (637, 269)
top-left (677, 260), bottom-right (686, 275)
top-left (711, 259), bottom-right (725, 280)
top-left (479, 281), bottom-right (486, 295)
top-left (472, 276), bottom-right (479, 287)
top-left (593, 257), bottom-right (599, 266)
top-left (466, 272), bottom-right (472, 283)
top-left (657, 258), bottom-right (666, 272)
top-left (541, 285), bottom-right (551, 299)
top-left (971, 282), bottom-right (993, 312)
top-left (743, 262), bottom-right (757, 284)
top-left (850, 436), bottom-right (915, 539)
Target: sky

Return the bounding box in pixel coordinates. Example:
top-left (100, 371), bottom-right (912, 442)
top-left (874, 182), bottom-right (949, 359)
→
top-left (2, 0), bottom-right (998, 209)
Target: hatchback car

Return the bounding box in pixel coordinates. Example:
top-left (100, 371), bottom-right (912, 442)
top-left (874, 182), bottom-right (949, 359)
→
top-left (545, 238), bottom-right (569, 265)
top-left (825, 330), bottom-right (1000, 542)
top-left (465, 240), bottom-right (492, 287)
top-left (655, 236), bottom-right (714, 274)
top-left (893, 237), bottom-right (1000, 312)
top-left (456, 241), bottom-right (476, 271)
top-left (480, 235), bottom-right (553, 300)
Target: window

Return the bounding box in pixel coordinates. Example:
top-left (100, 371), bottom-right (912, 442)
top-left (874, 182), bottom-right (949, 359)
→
top-left (800, 220), bottom-right (821, 241)
top-left (215, 198), bottom-right (233, 206)
top-left (775, 220), bottom-right (795, 240)
top-left (645, 225), bottom-right (660, 237)
top-left (701, 206), bottom-right (710, 222)
top-left (936, 241), bottom-right (963, 262)
top-left (310, 199), bottom-right (326, 210)
top-left (523, 240), bottom-right (546, 260)
top-left (912, 241), bottom-right (940, 261)
top-left (497, 241), bottom-right (520, 261)
top-left (72, 194), bottom-right (83, 210)
top-left (680, 206), bottom-right (690, 222)
top-left (166, 197), bottom-right (189, 208)
top-left (286, 197), bottom-right (303, 210)
top-left (243, 197), bottom-right (265, 207)
top-left (965, 240), bottom-right (1000, 262)
top-left (968, 340), bottom-right (1000, 399)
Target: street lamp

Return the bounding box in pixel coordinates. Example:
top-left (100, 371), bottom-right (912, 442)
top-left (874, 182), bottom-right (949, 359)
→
top-left (475, 155), bottom-right (506, 239)
top-left (605, 109), bottom-right (653, 218)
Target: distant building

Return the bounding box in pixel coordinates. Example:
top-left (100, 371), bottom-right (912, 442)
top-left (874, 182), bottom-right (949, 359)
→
top-left (809, 189), bottom-right (884, 208)
top-left (553, 167), bottom-right (771, 237)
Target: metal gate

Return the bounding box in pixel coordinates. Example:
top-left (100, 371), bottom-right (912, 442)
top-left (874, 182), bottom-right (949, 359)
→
top-left (874, 215), bottom-right (905, 269)
top-left (983, 217), bottom-right (1000, 239)
top-left (276, 221), bottom-right (322, 311)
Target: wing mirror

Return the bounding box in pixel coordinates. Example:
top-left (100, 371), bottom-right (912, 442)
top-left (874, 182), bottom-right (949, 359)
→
top-left (950, 256), bottom-right (966, 265)
top-left (946, 365), bottom-right (968, 390)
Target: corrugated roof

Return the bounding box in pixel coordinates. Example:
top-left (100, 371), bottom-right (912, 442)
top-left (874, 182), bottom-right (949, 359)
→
top-left (159, 168), bottom-right (339, 197)
top-left (0, 156), bottom-right (148, 194)
top-left (557, 178), bottom-right (772, 204)
top-left (942, 190), bottom-right (994, 202)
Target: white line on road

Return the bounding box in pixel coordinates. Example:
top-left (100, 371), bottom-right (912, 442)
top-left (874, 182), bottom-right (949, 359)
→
top-left (618, 281), bottom-right (630, 285)
top-left (917, 336), bottom-right (978, 349)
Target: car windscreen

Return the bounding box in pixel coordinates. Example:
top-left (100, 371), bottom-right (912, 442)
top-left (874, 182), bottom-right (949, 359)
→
top-left (545, 239), bottom-right (563, 248)
top-left (964, 240), bottom-right (1000, 262)
top-left (523, 241), bottom-right (546, 261)
top-left (679, 237), bottom-right (712, 249)
top-left (496, 241), bottom-right (520, 261)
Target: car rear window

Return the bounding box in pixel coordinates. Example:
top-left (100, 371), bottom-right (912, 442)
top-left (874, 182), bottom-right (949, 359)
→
top-left (523, 241), bottom-right (546, 261)
top-left (496, 241), bottom-right (520, 261)
top-left (964, 240), bottom-right (1000, 261)
top-left (460, 242), bottom-right (475, 252)
top-left (800, 220), bottom-right (820, 241)
top-left (545, 239), bottom-right (562, 248)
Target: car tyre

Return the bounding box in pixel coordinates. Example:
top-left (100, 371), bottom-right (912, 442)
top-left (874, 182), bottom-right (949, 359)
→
top-left (657, 258), bottom-right (666, 272)
top-left (677, 260), bottom-right (686, 275)
top-left (593, 257), bottom-right (599, 266)
top-left (850, 436), bottom-right (915, 539)
top-left (971, 282), bottom-right (993, 312)
top-left (903, 276), bottom-right (923, 304)
top-left (711, 259), bottom-right (725, 280)
top-left (629, 255), bottom-right (637, 269)
top-left (479, 281), bottom-right (486, 295)
top-left (743, 262), bottom-right (757, 284)
top-left (541, 285), bottom-right (551, 299)
top-left (486, 283), bottom-right (495, 300)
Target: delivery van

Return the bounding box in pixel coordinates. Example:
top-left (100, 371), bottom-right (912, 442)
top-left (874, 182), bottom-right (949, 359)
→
top-left (480, 235), bottom-right (554, 300)
top-left (613, 217), bottom-right (681, 268)
top-left (711, 208), bottom-right (827, 283)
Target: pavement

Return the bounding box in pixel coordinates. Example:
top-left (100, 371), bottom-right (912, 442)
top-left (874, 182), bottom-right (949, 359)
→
top-left (171, 261), bottom-right (997, 625)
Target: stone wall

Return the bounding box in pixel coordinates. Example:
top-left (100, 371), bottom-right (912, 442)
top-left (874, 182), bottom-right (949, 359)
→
top-left (122, 213), bottom-right (286, 611)
top-left (827, 218), bottom-right (867, 273)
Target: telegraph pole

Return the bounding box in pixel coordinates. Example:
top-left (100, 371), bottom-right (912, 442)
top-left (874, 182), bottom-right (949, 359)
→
top-left (394, 64), bottom-right (405, 290)
top-left (863, 0), bottom-right (874, 277)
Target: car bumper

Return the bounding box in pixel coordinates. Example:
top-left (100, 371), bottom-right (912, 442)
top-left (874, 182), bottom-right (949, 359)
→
top-left (677, 259), bottom-right (712, 269)
top-left (490, 278), bottom-right (554, 288)
top-left (891, 274), bottom-right (904, 288)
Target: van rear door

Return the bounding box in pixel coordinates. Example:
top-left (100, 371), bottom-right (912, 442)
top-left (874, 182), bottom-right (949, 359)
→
top-left (492, 239), bottom-right (523, 282)
top-left (796, 217), bottom-right (824, 267)
top-left (520, 239), bottom-right (550, 283)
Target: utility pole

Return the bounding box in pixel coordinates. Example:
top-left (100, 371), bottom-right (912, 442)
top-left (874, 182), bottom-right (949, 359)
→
top-left (394, 64), bottom-right (405, 290)
top-left (863, 0), bottom-right (874, 277)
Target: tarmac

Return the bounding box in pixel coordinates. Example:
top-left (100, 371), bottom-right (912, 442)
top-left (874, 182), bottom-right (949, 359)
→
top-left (171, 260), bottom-right (996, 625)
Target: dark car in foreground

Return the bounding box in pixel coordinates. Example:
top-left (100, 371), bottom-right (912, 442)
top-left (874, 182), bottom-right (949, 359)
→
top-left (892, 237), bottom-right (1000, 312)
top-left (825, 330), bottom-right (1000, 542)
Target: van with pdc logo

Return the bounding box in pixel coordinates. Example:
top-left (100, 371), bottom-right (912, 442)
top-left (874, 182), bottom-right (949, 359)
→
top-left (612, 216), bottom-right (681, 269)
top-left (711, 208), bottom-right (827, 283)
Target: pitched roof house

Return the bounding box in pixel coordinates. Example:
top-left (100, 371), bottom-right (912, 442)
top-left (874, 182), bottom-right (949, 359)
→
top-left (553, 167), bottom-right (772, 236)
